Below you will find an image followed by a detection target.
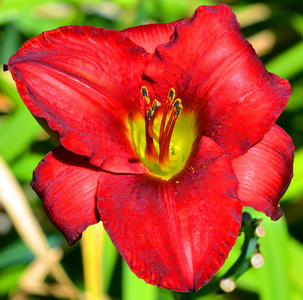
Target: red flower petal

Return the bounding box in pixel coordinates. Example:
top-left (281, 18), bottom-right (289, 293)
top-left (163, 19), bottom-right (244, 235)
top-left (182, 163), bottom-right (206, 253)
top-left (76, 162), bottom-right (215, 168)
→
top-left (97, 136), bottom-right (242, 291)
top-left (121, 20), bottom-right (181, 54)
top-left (31, 146), bottom-right (101, 245)
top-left (232, 125), bottom-right (294, 220)
top-left (7, 25), bottom-right (151, 174)
top-left (142, 5), bottom-right (291, 159)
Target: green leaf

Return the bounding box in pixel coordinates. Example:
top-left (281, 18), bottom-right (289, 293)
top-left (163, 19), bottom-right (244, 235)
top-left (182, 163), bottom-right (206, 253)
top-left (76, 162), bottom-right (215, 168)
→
top-left (266, 41), bottom-right (303, 79)
top-left (288, 238), bottom-right (303, 298)
top-left (0, 233), bottom-right (63, 269)
top-left (0, 240), bottom-right (34, 269)
top-left (0, 23), bottom-right (21, 65)
top-left (258, 216), bottom-right (291, 300)
top-left (290, 13), bottom-right (303, 37)
top-left (122, 260), bottom-right (158, 300)
top-left (0, 265), bottom-right (24, 294)
top-left (11, 153), bottom-right (44, 182)
top-left (0, 106), bottom-right (40, 162)
top-left (103, 231), bottom-right (118, 293)
top-left (281, 148), bottom-right (303, 203)
top-left (0, 74), bottom-right (22, 107)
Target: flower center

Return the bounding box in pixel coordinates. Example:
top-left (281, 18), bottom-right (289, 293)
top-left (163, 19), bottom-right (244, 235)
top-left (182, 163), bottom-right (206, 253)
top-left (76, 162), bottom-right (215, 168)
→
top-left (130, 87), bottom-right (196, 180)
top-left (143, 86), bottom-right (183, 171)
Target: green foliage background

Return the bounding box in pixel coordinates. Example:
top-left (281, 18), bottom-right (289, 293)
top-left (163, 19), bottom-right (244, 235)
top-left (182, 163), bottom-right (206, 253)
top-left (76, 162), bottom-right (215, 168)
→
top-left (0, 0), bottom-right (303, 299)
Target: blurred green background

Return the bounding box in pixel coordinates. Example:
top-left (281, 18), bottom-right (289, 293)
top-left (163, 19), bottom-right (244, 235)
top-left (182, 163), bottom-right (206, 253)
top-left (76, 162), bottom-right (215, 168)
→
top-left (0, 0), bottom-right (303, 299)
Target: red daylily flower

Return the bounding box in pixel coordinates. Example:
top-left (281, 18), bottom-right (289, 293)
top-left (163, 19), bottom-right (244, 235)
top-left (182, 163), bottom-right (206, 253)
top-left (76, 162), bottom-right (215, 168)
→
top-left (4, 5), bottom-right (294, 292)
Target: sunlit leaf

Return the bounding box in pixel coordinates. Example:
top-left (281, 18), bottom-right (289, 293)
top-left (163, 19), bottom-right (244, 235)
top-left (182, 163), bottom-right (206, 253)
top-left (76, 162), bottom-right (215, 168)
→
top-left (0, 106), bottom-right (40, 162)
top-left (0, 23), bottom-right (20, 64)
top-left (0, 265), bottom-right (24, 294)
top-left (282, 148), bottom-right (303, 203)
top-left (103, 231), bottom-right (118, 293)
top-left (122, 260), bottom-right (158, 300)
top-left (0, 74), bottom-right (22, 107)
top-left (266, 41), bottom-right (303, 79)
top-left (289, 238), bottom-right (303, 298)
top-left (11, 153), bottom-right (44, 182)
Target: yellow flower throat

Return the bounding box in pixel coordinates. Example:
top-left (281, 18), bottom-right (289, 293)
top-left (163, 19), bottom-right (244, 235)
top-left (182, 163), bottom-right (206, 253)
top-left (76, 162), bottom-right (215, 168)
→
top-left (130, 87), bottom-right (196, 180)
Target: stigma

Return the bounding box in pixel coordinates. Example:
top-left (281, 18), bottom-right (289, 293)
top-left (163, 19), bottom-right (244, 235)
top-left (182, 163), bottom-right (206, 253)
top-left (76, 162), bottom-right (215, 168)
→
top-left (141, 86), bottom-right (183, 172)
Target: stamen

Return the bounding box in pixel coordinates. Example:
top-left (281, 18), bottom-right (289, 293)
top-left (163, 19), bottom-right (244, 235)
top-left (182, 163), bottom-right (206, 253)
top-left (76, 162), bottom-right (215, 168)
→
top-left (159, 101), bottom-right (183, 170)
top-left (159, 88), bottom-right (176, 143)
top-left (144, 98), bottom-right (161, 162)
top-left (146, 100), bottom-right (160, 141)
top-left (142, 87), bottom-right (182, 172)
top-left (145, 118), bottom-right (159, 162)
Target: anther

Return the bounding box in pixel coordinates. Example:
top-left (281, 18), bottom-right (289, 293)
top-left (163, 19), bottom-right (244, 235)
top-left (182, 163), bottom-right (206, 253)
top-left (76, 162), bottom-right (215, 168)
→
top-left (152, 100), bottom-right (160, 111)
top-left (173, 100), bottom-right (180, 108)
top-left (141, 86), bottom-right (148, 97)
top-left (141, 86), bottom-right (150, 104)
top-left (168, 88), bottom-right (175, 101)
top-left (174, 105), bottom-right (182, 117)
top-left (146, 109), bottom-right (152, 120)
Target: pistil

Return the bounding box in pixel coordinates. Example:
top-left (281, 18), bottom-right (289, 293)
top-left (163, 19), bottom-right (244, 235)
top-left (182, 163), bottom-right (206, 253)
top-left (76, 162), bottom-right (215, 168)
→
top-left (142, 87), bottom-right (183, 172)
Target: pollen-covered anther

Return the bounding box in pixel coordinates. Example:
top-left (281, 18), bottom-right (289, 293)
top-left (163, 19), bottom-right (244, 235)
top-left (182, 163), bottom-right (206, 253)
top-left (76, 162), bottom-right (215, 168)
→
top-left (146, 100), bottom-right (161, 120)
top-left (141, 86), bottom-right (150, 104)
top-left (168, 87), bottom-right (175, 102)
top-left (142, 87), bottom-right (183, 172)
